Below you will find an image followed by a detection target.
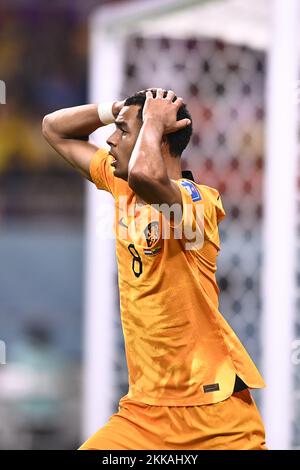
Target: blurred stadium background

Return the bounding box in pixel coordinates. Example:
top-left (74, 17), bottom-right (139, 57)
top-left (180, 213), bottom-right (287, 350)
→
top-left (0, 0), bottom-right (299, 450)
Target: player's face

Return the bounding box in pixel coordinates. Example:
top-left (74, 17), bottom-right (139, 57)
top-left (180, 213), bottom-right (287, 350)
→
top-left (106, 105), bottom-right (143, 180)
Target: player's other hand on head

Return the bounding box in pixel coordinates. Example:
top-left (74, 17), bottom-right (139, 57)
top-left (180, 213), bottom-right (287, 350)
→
top-left (142, 88), bottom-right (191, 134)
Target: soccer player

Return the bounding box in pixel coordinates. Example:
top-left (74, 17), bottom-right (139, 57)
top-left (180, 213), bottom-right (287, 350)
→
top-left (42, 88), bottom-right (267, 450)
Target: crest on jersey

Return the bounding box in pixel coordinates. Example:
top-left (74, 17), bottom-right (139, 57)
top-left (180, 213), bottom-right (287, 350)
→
top-left (180, 180), bottom-right (202, 202)
top-left (144, 221), bottom-right (159, 247)
top-left (143, 245), bottom-right (161, 256)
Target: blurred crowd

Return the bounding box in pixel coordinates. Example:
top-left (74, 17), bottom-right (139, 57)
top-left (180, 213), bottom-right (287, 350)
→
top-left (0, 1), bottom-right (109, 449)
top-left (0, 5), bottom-right (88, 173)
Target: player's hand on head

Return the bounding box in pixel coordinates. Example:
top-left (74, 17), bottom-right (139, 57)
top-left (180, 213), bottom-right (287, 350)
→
top-left (143, 88), bottom-right (191, 134)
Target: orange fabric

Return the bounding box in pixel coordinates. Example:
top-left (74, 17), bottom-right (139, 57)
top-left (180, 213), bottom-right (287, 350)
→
top-left (89, 148), bottom-right (265, 406)
top-left (78, 389), bottom-right (267, 450)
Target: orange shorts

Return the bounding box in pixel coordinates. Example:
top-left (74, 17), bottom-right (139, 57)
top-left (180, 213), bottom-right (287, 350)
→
top-left (78, 388), bottom-right (267, 450)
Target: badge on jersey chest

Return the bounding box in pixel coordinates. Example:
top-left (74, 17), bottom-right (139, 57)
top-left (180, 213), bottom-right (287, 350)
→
top-left (143, 221), bottom-right (161, 256)
top-left (180, 180), bottom-right (202, 202)
top-left (143, 245), bottom-right (161, 256)
top-left (144, 221), bottom-right (159, 247)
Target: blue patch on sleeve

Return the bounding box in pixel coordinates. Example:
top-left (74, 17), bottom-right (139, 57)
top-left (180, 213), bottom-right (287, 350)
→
top-left (180, 180), bottom-right (202, 202)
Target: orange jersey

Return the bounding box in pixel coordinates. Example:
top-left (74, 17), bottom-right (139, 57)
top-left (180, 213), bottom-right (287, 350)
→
top-left (90, 148), bottom-right (265, 406)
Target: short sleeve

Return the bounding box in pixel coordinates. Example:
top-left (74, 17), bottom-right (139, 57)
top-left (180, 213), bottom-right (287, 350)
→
top-left (202, 185), bottom-right (226, 243)
top-left (89, 147), bottom-right (116, 195)
top-left (167, 179), bottom-right (225, 251)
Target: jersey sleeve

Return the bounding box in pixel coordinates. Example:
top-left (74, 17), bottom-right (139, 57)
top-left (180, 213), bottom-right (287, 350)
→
top-left (168, 179), bottom-right (225, 251)
top-left (89, 147), bottom-right (116, 195)
top-left (202, 185), bottom-right (226, 249)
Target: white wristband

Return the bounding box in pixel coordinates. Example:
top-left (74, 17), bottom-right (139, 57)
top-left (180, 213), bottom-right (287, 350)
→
top-left (97, 102), bottom-right (115, 125)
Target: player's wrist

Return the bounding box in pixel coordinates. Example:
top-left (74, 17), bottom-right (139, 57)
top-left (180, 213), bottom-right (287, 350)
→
top-left (97, 100), bottom-right (125, 124)
top-left (97, 102), bottom-right (115, 125)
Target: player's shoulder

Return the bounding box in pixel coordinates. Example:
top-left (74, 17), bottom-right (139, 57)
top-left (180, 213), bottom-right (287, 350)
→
top-left (179, 180), bottom-right (225, 221)
top-left (197, 183), bottom-right (221, 202)
top-left (198, 184), bottom-right (225, 223)
top-left (177, 179), bottom-right (220, 204)
top-left (176, 178), bottom-right (203, 203)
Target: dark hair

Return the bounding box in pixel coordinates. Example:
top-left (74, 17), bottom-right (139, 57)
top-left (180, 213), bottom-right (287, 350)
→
top-left (124, 89), bottom-right (193, 157)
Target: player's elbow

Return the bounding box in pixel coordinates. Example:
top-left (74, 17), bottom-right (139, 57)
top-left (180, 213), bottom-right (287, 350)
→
top-left (128, 170), bottom-right (166, 194)
top-left (42, 111), bottom-right (65, 142)
top-left (128, 170), bottom-right (142, 190)
top-left (42, 113), bottom-right (55, 141)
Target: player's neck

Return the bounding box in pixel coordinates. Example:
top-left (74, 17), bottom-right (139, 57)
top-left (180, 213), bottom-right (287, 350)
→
top-left (163, 148), bottom-right (182, 181)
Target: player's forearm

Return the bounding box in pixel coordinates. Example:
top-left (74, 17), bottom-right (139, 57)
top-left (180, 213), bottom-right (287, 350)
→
top-left (128, 118), bottom-right (168, 183)
top-left (42, 104), bottom-right (102, 140)
top-left (42, 101), bottom-right (124, 141)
